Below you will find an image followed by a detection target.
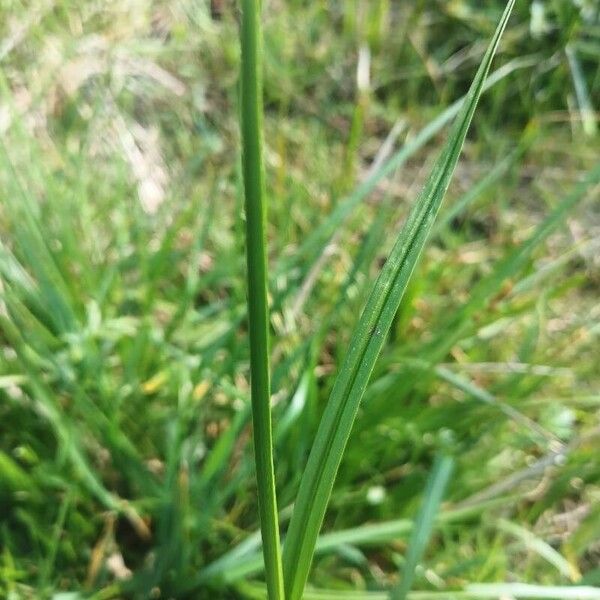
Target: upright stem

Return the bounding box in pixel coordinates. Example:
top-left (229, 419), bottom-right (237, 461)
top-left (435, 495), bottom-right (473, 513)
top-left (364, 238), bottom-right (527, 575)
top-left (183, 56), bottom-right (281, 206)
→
top-left (239, 1), bottom-right (285, 599)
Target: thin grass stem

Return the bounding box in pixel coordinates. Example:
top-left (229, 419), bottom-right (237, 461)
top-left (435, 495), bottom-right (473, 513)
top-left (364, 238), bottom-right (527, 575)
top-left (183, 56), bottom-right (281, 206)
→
top-left (239, 1), bottom-right (285, 598)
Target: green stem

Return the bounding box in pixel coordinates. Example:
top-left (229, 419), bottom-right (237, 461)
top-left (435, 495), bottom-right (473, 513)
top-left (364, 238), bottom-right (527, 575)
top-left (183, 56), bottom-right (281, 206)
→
top-left (239, 1), bottom-right (285, 599)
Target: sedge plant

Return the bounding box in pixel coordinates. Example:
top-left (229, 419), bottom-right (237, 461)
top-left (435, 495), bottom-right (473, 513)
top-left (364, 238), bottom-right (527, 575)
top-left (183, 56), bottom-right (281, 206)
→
top-left (239, 1), bottom-right (516, 599)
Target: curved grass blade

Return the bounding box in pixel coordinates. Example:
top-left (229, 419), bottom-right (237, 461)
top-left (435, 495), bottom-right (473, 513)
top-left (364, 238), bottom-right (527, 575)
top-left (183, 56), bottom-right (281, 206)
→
top-left (239, 0), bottom-right (285, 598)
top-left (193, 497), bottom-right (510, 588)
top-left (239, 582), bottom-right (600, 600)
top-left (391, 455), bottom-right (454, 600)
top-left (496, 519), bottom-right (575, 580)
top-left (281, 3), bottom-right (516, 599)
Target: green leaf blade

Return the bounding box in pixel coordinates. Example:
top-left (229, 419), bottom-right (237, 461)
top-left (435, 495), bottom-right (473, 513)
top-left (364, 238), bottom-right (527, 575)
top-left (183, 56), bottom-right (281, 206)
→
top-left (239, 0), bottom-right (285, 598)
top-left (391, 455), bottom-right (455, 600)
top-left (282, 3), bottom-right (516, 599)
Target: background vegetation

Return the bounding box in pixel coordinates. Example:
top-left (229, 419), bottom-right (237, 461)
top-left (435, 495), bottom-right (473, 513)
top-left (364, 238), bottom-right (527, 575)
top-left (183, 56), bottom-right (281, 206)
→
top-left (1, 1), bottom-right (599, 598)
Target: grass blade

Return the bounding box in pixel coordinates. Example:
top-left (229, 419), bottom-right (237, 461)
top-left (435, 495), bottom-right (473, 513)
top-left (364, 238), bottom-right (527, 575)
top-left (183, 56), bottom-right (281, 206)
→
top-left (566, 44), bottom-right (598, 137)
top-left (238, 583), bottom-right (600, 600)
top-left (464, 584), bottom-right (600, 599)
top-left (281, 3), bottom-right (516, 599)
top-left (391, 455), bottom-right (454, 600)
top-left (194, 497), bottom-right (511, 588)
top-left (496, 519), bottom-right (577, 581)
top-left (239, 1), bottom-right (285, 598)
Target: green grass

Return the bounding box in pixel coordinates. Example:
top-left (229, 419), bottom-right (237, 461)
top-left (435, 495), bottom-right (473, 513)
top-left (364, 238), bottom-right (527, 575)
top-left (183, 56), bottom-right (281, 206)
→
top-left (391, 455), bottom-right (454, 600)
top-left (239, 1), bottom-right (285, 598)
top-left (1, 1), bottom-right (600, 599)
top-left (282, 4), bottom-right (516, 597)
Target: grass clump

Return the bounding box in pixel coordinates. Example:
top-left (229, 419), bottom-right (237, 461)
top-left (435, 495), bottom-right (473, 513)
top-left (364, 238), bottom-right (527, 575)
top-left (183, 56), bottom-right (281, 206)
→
top-left (1, 1), bottom-right (600, 599)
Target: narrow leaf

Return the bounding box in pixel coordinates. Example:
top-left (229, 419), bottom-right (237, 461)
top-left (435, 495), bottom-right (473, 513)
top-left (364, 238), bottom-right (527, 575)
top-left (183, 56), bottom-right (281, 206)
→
top-left (239, 0), bottom-right (285, 598)
top-left (496, 519), bottom-right (577, 581)
top-left (391, 455), bottom-right (454, 600)
top-left (282, 3), bottom-right (516, 599)
top-left (238, 582), bottom-right (600, 600)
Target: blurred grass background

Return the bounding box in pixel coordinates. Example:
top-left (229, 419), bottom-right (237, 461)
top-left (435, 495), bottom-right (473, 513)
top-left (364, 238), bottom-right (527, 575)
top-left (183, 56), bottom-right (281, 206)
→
top-left (0, 1), bottom-right (599, 598)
